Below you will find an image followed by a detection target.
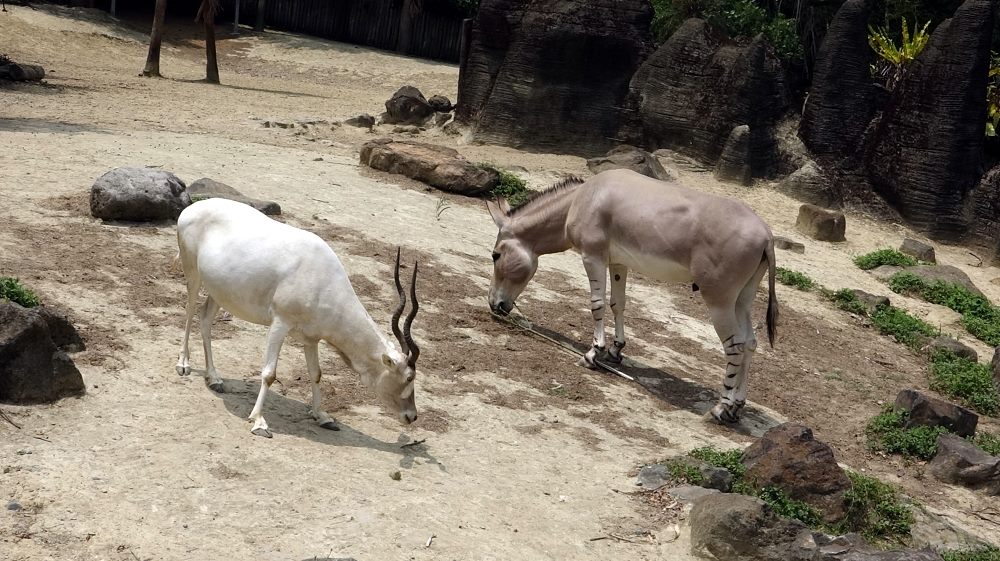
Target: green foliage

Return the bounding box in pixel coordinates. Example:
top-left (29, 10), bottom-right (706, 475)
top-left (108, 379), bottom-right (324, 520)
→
top-left (688, 445), bottom-right (746, 480)
top-left (664, 458), bottom-right (705, 485)
top-left (776, 267), bottom-right (816, 291)
top-left (870, 305), bottom-right (936, 349)
top-left (865, 406), bottom-right (948, 460)
top-left (648, 0), bottom-right (802, 59)
top-left (868, 17), bottom-right (931, 89)
top-left (941, 545), bottom-right (1000, 561)
top-left (756, 486), bottom-right (823, 526)
top-left (854, 249), bottom-right (918, 270)
top-left (888, 272), bottom-right (1000, 347)
top-left (480, 164), bottom-right (533, 207)
top-left (988, 52), bottom-right (999, 137)
top-left (829, 289), bottom-right (872, 316)
top-left (834, 471), bottom-right (914, 544)
top-left (930, 352), bottom-right (1000, 416)
top-left (972, 432), bottom-right (1000, 457)
top-left (0, 277), bottom-right (40, 308)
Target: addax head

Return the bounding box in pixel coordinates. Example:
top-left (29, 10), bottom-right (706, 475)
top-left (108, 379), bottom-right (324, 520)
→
top-left (376, 248), bottom-right (421, 425)
top-left (486, 198), bottom-right (538, 316)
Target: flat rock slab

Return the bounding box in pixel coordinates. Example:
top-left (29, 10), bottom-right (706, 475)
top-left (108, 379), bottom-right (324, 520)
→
top-left (894, 389), bottom-right (978, 437)
top-left (924, 336), bottom-right (978, 362)
top-left (795, 204), bottom-right (846, 242)
top-left (587, 145), bottom-right (675, 182)
top-left (851, 289), bottom-right (890, 311)
top-left (870, 264), bottom-right (983, 296)
top-left (0, 62), bottom-right (45, 81)
top-left (929, 433), bottom-right (1000, 494)
top-left (359, 138), bottom-right (499, 196)
top-left (187, 178), bottom-right (281, 216)
top-left (90, 166), bottom-right (190, 221)
top-left (774, 236), bottom-right (805, 254)
top-left (690, 492), bottom-right (818, 561)
top-left (900, 238), bottom-right (936, 263)
top-left (0, 301), bottom-right (84, 404)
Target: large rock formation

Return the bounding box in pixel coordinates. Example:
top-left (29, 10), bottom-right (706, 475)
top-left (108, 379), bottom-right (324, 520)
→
top-left (455, 0), bottom-right (652, 156)
top-left (798, 0), bottom-right (875, 164)
top-left (864, 0), bottom-right (995, 240)
top-left (969, 165), bottom-right (1000, 263)
top-left (359, 138), bottom-right (499, 196)
top-left (624, 20), bottom-right (795, 178)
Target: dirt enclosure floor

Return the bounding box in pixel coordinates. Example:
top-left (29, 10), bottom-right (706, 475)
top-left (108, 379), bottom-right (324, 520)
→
top-left (2, 6), bottom-right (1000, 561)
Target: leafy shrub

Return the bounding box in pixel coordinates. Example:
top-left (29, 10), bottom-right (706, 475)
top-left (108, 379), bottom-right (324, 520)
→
top-left (688, 445), bottom-right (746, 480)
top-left (663, 458), bottom-right (705, 485)
top-left (972, 432), bottom-right (1000, 457)
top-left (988, 51), bottom-right (999, 137)
top-left (649, 0), bottom-right (802, 58)
top-left (829, 289), bottom-right (873, 316)
top-left (889, 272), bottom-right (1000, 347)
top-left (756, 486), bottom-right (823, 526)
top-left (866, 406), bottom-right (947, 460)
top-left (0, 277), bottom-right (40, 308)
top-left (854, 249), bottom-right (918, 270)
top-left (869, 18), bottom-right (931, 90)
top-left (941, 545), bottom-right (1000, 561)
top-left (480, 164), bottom-right (533, 207)
top-left (776, 267), bottom-right (816, 291)
top-left (930, 352), bottom-right (1000, 416)
top-left (834, 471), bottom-right (913, 544)
top-left (870, 305), bottom-right (936, 349)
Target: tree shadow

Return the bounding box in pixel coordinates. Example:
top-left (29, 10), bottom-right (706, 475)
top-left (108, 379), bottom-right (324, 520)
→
top-left (0, 117), bottom-right (111, 135)
top-left (165, 77), bottom-right (330, 99)
top-left (522, 321), bottom-right (783, 438)
top-left (202, 375), bottom-right (445, 471)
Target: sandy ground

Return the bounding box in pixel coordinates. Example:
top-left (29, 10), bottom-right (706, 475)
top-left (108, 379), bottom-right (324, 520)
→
top-left (2, 5), bottom-right (1000, 561)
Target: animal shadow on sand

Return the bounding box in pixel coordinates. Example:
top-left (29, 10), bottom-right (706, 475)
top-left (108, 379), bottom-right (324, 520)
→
top-left (203, 374), bottom-right (444, 471)
top-left (520, 320), bottom-right (782, 438)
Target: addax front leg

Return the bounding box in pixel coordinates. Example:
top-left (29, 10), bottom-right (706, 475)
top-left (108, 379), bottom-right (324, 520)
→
top-left (579, 255), bottom-right (608, 369)
top-left (304, 339), bottom-right (339, 431)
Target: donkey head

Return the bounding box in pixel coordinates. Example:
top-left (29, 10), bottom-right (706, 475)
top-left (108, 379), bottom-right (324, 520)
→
top-left (377, 248), bottom-right (421, 424)
top-left (486, 198), bottom-right (539, 315)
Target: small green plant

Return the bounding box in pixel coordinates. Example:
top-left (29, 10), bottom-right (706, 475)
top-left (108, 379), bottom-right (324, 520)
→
top-left (688, 445), bottom-right (746, 480)
top-left (972, 431), bottom-right (1000, 456)
top-left (829, 289), bottom-right (872, 316)
top-left (776, 267), bottom-right (816, 291)
top-left (0, 277), bottom-right (41, 308)
top-left (870, 305), bottom-right (936, 349)
top-left (834, 470), bottom-right (913, 544)
top-left (854, 248), bottom-right (918, 270)
top-left (869, 17), bottom-right (931, 90)
top-left (756, 486), bottom-right (823, 526)
top-left (930, 352), bottom-right (1000, 416)
top-left (941, 545), bottom-right (1000, 561)
top-left (480, 164), bottom-right (533, 207)
top-left (664, 458), bottom-right (705, 485)
top-left (866, 406), bottom-right (948, 460)
top-left (987, 52), bottom-right (999, 137)
top-left (649, 0), bottom-right (801, 58)
top-left (888, 271), bottom-right (1000, 347)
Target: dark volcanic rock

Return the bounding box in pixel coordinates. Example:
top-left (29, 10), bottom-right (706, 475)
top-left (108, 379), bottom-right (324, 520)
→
top-left (586, 145), bottom-right (673, 181)
top-left (924, 337), bottom-right (978, 362)
top-left (742, 423), bottom-right (852, 523)
top-left (795, 204), bottom-right (846, 242)
top-left (851, 290), bottom-right (890, 311)
top-left (894, 389), bottom-right (978, 438)
top-left (384, 86), bottom-right (435, 125)
top-left (90, 167), bottom-right (190, 222)
top-left (344, 113), bottom-right (376, 130)
top-left (456, 0), bottom-right (652, 156)
top-left (970, 166), bottom-right (1000, 263)
top-left (815, 533), bottom-right (945, 561)
top-left (929, 433), bottom-right (1000, 494)
top-left (777, 161), bottom-right (836, 207)
top-left (626, 20), bottom-right (794, 177)
top-left (865, 0), bottom-right (995, 240)
top-left (799, 0), bottom-right (876, 164)
top-left (359, 138), bottom-right (499, 196)
top-left (0, 302), bottom-right (85, 404)
top-left (714, 125), bottom-right (752, 186)
top-left (899, 239), bottom-right (936, 264)
top-left (690, 492), bottom-right (819, 561)
top-left (427, 95), bottom-right (453, 113)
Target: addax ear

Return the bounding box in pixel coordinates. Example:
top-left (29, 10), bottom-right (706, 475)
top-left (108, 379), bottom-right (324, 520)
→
top-left (381, 353), bottom-right (395, 368)
top-left (486, 198), bottom-right (509, 228)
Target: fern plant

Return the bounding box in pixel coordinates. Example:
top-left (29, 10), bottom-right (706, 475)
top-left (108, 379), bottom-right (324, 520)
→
top-left (987, 51), bottom-right (999, 137)
top-left (868, 18), bottom-right (931, 90)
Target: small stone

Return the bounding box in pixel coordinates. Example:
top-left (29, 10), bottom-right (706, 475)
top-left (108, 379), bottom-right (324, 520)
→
top-left (851, 290), bottom-right (890, 311)
top-left (6, 501), bottom-right (21, 511)
top-left (774, 236), bottom-right (805, 254)
top-left (900, 238), bottom-right (936, 263)
top-left (273, 121), bottom-right (293, 129)
top-left (344, 113), bottom-right (376, 130)
top-left (392, 125), bottom-right (422, 134)
top-left (795, 204), bottom-right (846, 242)
top-left (389, 470), bottom-right (401, 481)
top-left (636, 464), bottom-right (670, 490)
top-left (894, 389), bottom-right (978, 438)
top-left (427, 94), bottom-right (453, 113)
top-left (16, 449), bottom-right (31, 455)
top-left (313, 157), bottom-right (323, 161)
top-left (924, 337), bottom-right (978, 362)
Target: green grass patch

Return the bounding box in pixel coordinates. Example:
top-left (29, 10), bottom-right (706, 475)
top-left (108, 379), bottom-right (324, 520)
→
top-left (941, 546), bottom-right (1000, 561)
top-left (663, 458), bottom-right (705, 485)
top-left (833, 470), bottom-right (913, 545)
top-left (930, 352), bottom-right (1000, 417)
top-left (854, 249), bottom-right (918, 270)
top-left (479, 164), bottom-right (533, 207)
top-left (829, 288), bottom-right (873, 315)
top-left (889, 271), bottom-right (1000, 347)
top-left (688, 446), bottom-right (746, 480)
top-left (756, 486), bottom-right (824, 526)
top-left (871, 305), bottom-right (937, 349)
top-left (0, 276), bottom-right (40, 308)
top-left (972, 432), bottom-right (1000, 456)
top-left (776, 267), bottom-right (816, 291)
top-left (865, 406), bottom-right (948, 460)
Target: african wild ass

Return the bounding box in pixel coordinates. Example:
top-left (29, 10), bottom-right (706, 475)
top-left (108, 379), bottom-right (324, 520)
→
top-left (487, 168), bottom-right (777, 423)
top-left (175, 198), bottom-right (421, 437)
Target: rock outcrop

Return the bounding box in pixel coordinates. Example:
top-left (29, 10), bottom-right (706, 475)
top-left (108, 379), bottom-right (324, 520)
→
top-left (0, 302), bottom-right (85, 404)
top-left (90, 167), bottom-right (190, 222)
top-left (359, 138), bottom-right (499, 196)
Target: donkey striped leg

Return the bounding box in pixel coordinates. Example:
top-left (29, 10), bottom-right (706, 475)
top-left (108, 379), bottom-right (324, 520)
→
top-left (708, 305), bottom-right (746, 424)
top-left (606, 264), bottom-right (628, 364)
top-left (579, 255), bottom-right (608, 369)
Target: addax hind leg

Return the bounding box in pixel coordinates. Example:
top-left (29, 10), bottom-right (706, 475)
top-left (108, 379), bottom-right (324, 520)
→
top-left (727, 261), bottom-right (768, 419)
top-left (305, 338), bottom-right (339, 431)
top-left (176, 275), bottom-right (200, 376)
top-left (247, 317), bottom-right (292, 438)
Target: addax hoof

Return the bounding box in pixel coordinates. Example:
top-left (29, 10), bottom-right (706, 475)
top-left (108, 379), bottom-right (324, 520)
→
top-left (207, 381), bottom-right (224, 393)
top-left (251, 427), bottom-right (273, 438)
top-left (176, 365), bottom-right (191, 376)
top-left (320, 420), bottom-right (340, 431)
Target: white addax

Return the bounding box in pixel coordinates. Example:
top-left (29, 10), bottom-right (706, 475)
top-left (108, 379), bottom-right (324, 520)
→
top-left (175, 198), bottom-right (420, 438)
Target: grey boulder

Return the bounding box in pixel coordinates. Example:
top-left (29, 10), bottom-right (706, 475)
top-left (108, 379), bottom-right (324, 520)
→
top-left (90, 167), bottom-right (190, 221)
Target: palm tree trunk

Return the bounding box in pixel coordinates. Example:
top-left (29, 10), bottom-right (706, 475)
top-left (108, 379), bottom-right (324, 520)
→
top-left (204, 5), bottom-right (219, 84)
top-left (142, 0), bottom-right (169, 77)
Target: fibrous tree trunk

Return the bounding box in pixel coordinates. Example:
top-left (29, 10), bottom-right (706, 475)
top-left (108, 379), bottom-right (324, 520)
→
top-left (255, 0), bottom-right (266, 32)
top-left (142, 0), bottom-right (169, 77)
top-left (197, 0), bottom-right (220, 84)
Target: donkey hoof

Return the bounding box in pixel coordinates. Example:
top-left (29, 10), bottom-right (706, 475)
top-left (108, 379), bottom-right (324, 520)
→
top-left (207, 381), bottom-right (224, 393)
top-left (176, 365), bottom-right (191, 376)
top-left (576, 356), bottom-right (599, 370)
top-left (251, 427), bottom-right (273, 438)
top-left (603, 352), bottom-right (624, 365)
top-left (320, 420), bottom-right (340, 431)
top-left (709, 404), bottom-right (740, 425)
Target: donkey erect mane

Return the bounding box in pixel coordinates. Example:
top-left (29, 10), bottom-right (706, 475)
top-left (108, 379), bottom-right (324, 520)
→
top-left (505, 176), bottom-right (585, 217)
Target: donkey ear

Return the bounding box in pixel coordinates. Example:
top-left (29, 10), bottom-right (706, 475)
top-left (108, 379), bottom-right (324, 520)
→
top-left (497, 197), bottom-right (511, 215)
top-left (486, 199), bottom-right (508, 228)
